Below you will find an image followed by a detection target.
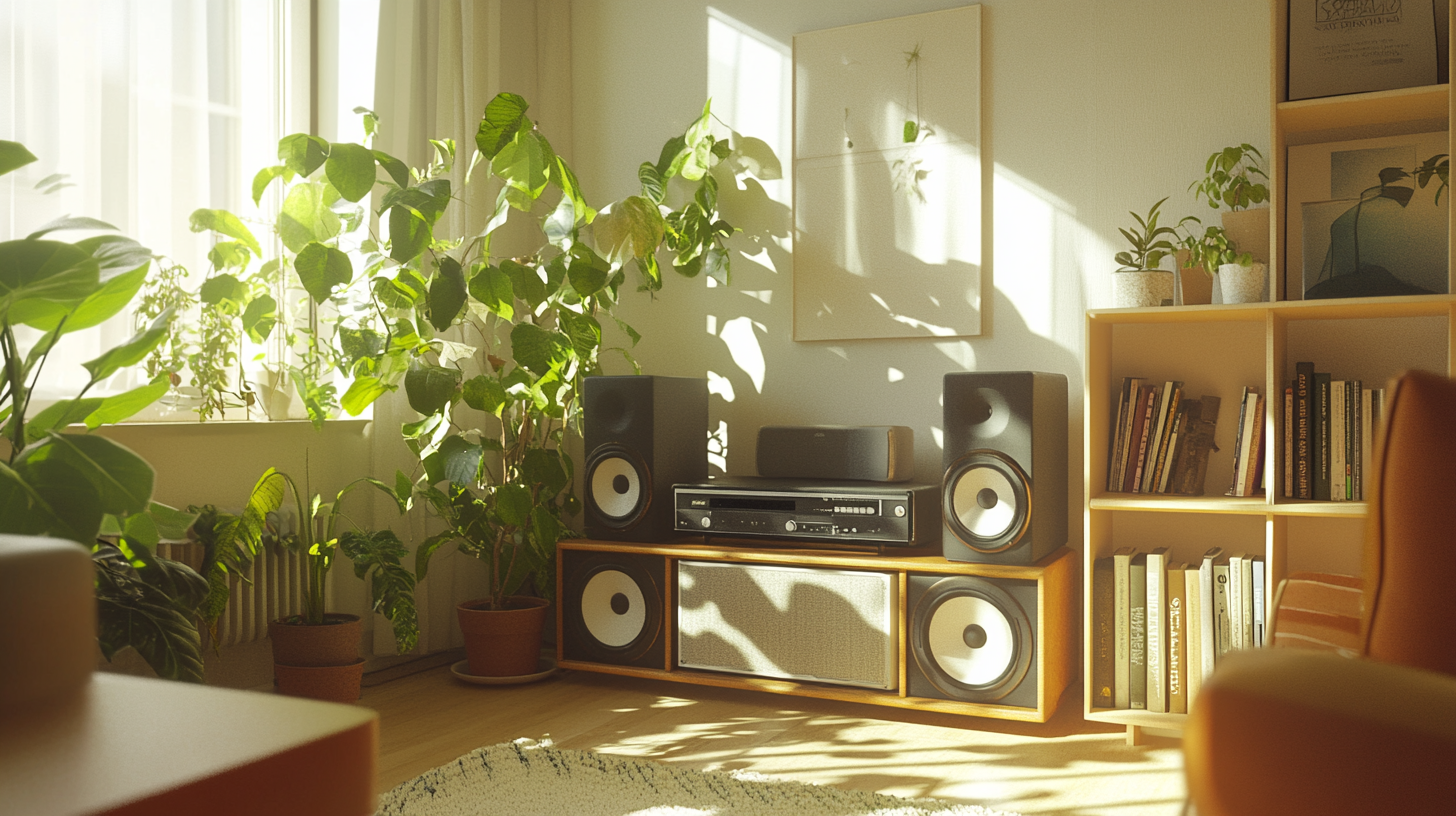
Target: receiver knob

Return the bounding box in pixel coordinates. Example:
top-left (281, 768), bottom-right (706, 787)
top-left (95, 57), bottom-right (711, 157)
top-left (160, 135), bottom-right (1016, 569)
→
top-left (784, 520), bottom-right (797, 532)
top-left (699, 516), bottom-right (711, 529)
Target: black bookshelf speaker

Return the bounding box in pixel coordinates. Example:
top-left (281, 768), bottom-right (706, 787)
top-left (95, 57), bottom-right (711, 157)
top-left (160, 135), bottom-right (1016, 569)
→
top-left (583, 375), bottom-right (708, 542)
top-left (942, 371), bottom-right (1068, 565)
top-left (907, 573), bottom-right (1039, 708)
top-left (561, 549), bottom-right (667, 669)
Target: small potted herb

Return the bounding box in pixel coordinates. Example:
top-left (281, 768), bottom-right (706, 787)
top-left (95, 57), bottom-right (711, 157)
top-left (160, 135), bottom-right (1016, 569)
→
top-left (1189, 143), bottom-right (1270, 269)
top-left (1113, 197), bottom-right (1177, 307)
top-left (1176, 217), bottom-right (1264, 304)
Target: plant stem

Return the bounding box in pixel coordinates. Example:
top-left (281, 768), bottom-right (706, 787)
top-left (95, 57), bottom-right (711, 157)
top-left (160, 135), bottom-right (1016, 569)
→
top-left (2, 326), bottom-right (24, 461)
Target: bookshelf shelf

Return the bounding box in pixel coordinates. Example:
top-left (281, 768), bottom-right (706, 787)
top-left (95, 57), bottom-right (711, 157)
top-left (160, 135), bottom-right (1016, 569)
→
top-left (1084, 1), bottom-right (1454, 741)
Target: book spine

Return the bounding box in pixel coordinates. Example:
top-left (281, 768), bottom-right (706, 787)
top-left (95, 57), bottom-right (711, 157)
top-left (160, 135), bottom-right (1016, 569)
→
top-left (1141, 383), bottom-right (1173, 493)
top-left (1199, 549), bottom-right (1222, 680)
top-left (1146, 549), bottom-right (1167, 713)
top-left (1124, 386), bottom-right (1154, 493)
top-left (1214, 563), bottom-right (1232, 661)
top-left (1295, 362), bottom-right (1313, 499)
top-left (1130, 556), bottom-right (1147, 709)
top-left (1349, 380), bottom-right (1360, 500)
top-left (1113, 549), bottom-right (1133, 709)
top-left (1361, 387), bottom-right (1373, 501)
top-left (1092, 557), bottom-right (1115, 708)
top-left (1228, 387), bottom-right (1250, 496)
top-left (1167, 567), bottom-right (1187, 715)
top-left (1158, 404), bottom-right (1187, 494)
top-left (1240, 554), bottom-right (1255, 649)
top-left (1228, 555), bottom-right (1244, 651)
top-left (1251, 558), bottom-right (1266, 649)
top-left (1283, 386), bottom-right (1294, 498)
top-left (1246, 392), bottom-right (1266, 497)
top-left (1331, 380), bottom-right (1345, 502)
top-left (1131, 387), bottom-right (1158, 493)
top-left (1109, 378), bottom-right (1132, 490)
top-left (1149, 384), bottom-right (1183, 494)
top-left (1184, 566), bottom-right (1203, 706)
top-left (1116, 379), bottom-right (1143, 491)
top-left (1314, 372), bottom-right (1331, 501)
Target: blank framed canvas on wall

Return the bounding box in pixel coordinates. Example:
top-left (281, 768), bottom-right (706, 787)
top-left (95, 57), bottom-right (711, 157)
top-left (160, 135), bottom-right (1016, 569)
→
top-left (792, 5), bottom-right (983, 341)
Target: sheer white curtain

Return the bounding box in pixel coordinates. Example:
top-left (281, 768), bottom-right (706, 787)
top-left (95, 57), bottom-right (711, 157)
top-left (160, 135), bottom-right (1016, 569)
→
top-left (366, 0), bottom-right (572, 657)
top-left (0, 0), bottom-right (285, 400)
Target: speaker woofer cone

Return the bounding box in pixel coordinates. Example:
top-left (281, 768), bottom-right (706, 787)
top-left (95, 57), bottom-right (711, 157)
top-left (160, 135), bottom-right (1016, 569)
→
top-left (566, 554), bottom-right (663, 663)
top-left (587, 445), bottom-right (650, 528)
top-left (943, 450), bottom-right (1030, 554)
top-left (911, 576), bottom-right (1033, 702)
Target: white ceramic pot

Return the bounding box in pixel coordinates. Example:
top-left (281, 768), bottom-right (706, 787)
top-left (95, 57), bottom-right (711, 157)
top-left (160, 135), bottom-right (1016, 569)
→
top-left (1217, 262), bottom-right (1267, 304)
top-left (1113, 269), bottom-right (1175, 308)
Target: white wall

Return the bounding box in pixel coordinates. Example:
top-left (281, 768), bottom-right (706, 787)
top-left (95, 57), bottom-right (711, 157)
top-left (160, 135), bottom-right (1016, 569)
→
top-left (571, 0), bottom-right (1271, 550)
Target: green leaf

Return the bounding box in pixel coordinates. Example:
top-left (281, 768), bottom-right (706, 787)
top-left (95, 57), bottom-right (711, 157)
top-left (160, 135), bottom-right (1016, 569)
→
top-left (551, 155), bottom-right (593, 224)
top-left (475, 92), bottom-right (531, 161)
top-left (24, 398), bottom-right (104, 442)
top-left (341, 375), bottom-right (392, 416)
top-left (467, 264), bottom-right (514, 320)
top-left (556, 308), bottom-right (601, 361)
top-left (593, 196), bottom-right (667, 266)
top-left (199, 274), bottom-right (247, 305)
top-left (439, 435), bottom-right (483, 486)
top-left (278, 133), bottom-right (330, 177)
top-left (252, 165), bottom-right (291, 205)
top-left (241, 294), bottom-right (278, 343)
top-left (428, 256), bottom-right (467, 331)
top-left (388, 205), bottom-right (431, 263)
top-left (279, 182), bottom-right (342, 253)
top-left (404, 363), bottom-right (461, 416)
top-left (0, 239), bottom-right (100, 325)
top-left (501, 260), bottom-right (547, 310)
top-left (530, 504), bottom-right (562, 549)
top-left (655, 135), bottom-right (688, 178)
top-left (93, 543), bottom-right (205, 682)
top-left (294, 242), bottom-right (354, 303)
top-left (703, 243), bottom-right (731, 286)
top-left (638, 161), bottom-right (666, 204)
top-left (207, 241), bottom-right (252, 271)
top-left (82, 308), bottom-right (174, 384)
top-left (147, 502), bottom-right (198, 542)
top-left (492, 130), bottom-right (550, 206)
top-left (85, 380), bottom-right (170, 429)
top-left (566, 244), bottom-right (610, 297)
top-left (414, 530), bottom-right (455, 582)
top-left (0, 140), bottom-right (38, 177)
top-left (25, 215), bottom-right (118, 240)
top-left (372, 149), bottom-right (410, 187)
top-left (462, 374), bottom-right (508, 415)
top-left (523, 448), bottom-right (569, 496)
top-left (0, 457), bottom-right (103, 543)
top-left (73, 234), bottom-right (153, 280)
top-left (17, 433), bottom-right (154, 517)
top-left (325, 142), bottom-right (376, 202)
top-left (510, 322), bottom-right (569, 376)
top-left (338, 327), bottom-right (386, 368)
top-left (188, 209), bottom-right (262, 258)
top-left (337, 529), bottom-right (418, 653)
top-left (495, 483), bottom-right (532, 528)
top-left (124, 511), bottom-right (161, 550)
top-left (26, 262), bottom-right (149, 335)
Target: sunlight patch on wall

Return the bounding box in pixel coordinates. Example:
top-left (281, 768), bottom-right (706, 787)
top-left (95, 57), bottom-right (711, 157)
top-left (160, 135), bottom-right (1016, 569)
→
top-left (706, 370), bottom-right (736, 401)
top-left (741, 289), bottom-right (773, 304)
top-left (708, 420), bottom-right (729, 473)
top-left (707, 8), bottom-right (791, 207)
top-left (887, 367), bottom-right (905, 383)
top-left (931, 426), bottom-right (944, 450)
top-left (706, 314), bottom-right (718, 335)
top-left (719, 316), bottom-right (767, 393)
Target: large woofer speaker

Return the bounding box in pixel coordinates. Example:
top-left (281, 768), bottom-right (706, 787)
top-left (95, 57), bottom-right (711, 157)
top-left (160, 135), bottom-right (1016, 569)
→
top-left (583, 375), bottom-right (708, 542)
top-left (942, 371), bottom-right (1067, 565)
top-left (907, 574), bottom-right (1039, 708)
top-left (561, 550), bottom-right (667, 669)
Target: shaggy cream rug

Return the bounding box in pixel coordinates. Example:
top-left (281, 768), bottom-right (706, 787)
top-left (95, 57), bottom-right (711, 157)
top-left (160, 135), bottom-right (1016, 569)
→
top-left (376, 739), bottom-right (1020, 816)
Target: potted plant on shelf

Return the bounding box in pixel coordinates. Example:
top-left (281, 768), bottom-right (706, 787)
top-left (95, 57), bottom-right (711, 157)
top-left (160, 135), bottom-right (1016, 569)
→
top-left (203, 466), bottom-right (418, 702)
top-left (1189, 143), bottom-right (1270, 269)
top-left (0, 139), bottom-right (211, 682)
top-left (1113, 197), bottom-right (1177, 307)
top-left (1176, 217), bottom-right (1265, 304)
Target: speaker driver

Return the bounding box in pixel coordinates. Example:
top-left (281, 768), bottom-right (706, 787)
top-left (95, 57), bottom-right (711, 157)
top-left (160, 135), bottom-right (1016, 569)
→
top-left (566, 554), bottom-right (663, 663)
top-left (944, 450), bottom-right (1029, 554)
top-left (912, 576), bottom-right (1033, 702)
top-left (588, 446), bottom-right (647, 526)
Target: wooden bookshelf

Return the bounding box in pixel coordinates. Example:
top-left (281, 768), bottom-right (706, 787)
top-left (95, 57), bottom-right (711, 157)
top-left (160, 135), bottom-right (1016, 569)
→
top-left (1084, 0), bottom-right (1455, 742)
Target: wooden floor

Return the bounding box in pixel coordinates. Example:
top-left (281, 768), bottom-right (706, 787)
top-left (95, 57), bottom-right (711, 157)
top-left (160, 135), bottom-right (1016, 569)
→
top-left (362, 659), bottom-right (1187, 816)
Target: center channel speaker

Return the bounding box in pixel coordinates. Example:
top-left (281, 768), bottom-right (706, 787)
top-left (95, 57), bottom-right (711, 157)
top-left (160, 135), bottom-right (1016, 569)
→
top-left (560, 549), bottom-right (667, 670)
top-left (907, 574), bottom-right (1039, 708)
top-left (584, 375), bottom-right (708, 542)
top-left (942, 371), bottom-right (1067, 565)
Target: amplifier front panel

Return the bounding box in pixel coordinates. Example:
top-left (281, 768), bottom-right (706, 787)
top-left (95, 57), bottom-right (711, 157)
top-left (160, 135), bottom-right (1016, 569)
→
top-left (675, 560), bottom-right (899, 690)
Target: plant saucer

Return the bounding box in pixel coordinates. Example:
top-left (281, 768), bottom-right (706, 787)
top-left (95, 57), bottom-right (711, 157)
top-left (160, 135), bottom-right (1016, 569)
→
top-left (450, 656), bottom-right (558, 686)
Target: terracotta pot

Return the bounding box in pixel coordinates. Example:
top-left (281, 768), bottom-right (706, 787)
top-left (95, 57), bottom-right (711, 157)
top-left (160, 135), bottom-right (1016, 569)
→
top-left (274, 659), bottom-right (365, 703)
top-left (268, 613), bottom-right (361, 667)
top-left (1175, 250), bottom-right (1213, 306)
top-left (457, 596), bottom-right (550, 677)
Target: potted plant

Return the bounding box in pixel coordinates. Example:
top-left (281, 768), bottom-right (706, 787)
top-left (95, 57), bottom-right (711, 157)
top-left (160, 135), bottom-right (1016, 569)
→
top-left (1176, 217), bottom-right (1264, 304)
top-left (1189, 143), bottom-right (1270, 267)
top-left (1113, 197), bottom-right (1177, 307)
top-left (202, 466), bottom-right (417, 702)
top-left (0, 139), bottom-right (211, 682)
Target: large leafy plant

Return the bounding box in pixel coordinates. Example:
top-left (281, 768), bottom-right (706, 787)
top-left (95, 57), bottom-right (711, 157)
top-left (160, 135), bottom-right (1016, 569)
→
top-left (0, 139), bottom-right (207, 681)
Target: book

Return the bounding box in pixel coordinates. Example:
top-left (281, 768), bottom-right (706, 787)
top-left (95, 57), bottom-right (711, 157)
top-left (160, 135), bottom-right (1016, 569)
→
top-left (1198, 547), bottom-right (1224, 679)
top-left (1227, 554), bottom-right (1245, 651)
top-left (1137, 384), bottom-right (1172, 493)
top-left (1295, 362), bottom-right (1313, 499)
top-left (1213, 561), bottom-right (1232, 662)
top-left (1146, 382), bottom-right (1183, 494)
top-left (1331, 379), bottom-right (1346, 501)
top-left (1092, 556), bottom-right (1115, 708)
top-left (1314, 372), bottom-right (1331, 501)
top-left (1361, 387), bottom-right (1374, 501)
top-left (1240, 553), bottom-right (1255, 649)
top-left (1243, 391), bottom-right (1266, 497)
top-left (1157, 401), bottom-right (1189, 494)
top-left (1145, 547), bottom-right (1169, 713)
top-left (1167, 562), bottom-right (1188, 715)
top-left (1124, 385), bottom-right (1157, 493)
top-left (1109, 377), bottom-right (1139, 490)
top-left (1183, 563), bottom-right (1203, 706)
top-left (1228, 386), bottom-right (1250, 496)
top-left (1283, 386), bottom-right (1293, 498)
top-left (1112, 546), bottom-right (1135, 709)
top-left (1251, 557), bottom-right (1266, 649)
top-left (1129, 552), bottom-right (1148, 709)
top-left (1350, 380), bottom-right (1362, 500)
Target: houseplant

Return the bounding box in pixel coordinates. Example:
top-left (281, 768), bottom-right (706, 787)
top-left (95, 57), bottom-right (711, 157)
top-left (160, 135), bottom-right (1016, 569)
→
top-left (1113, 197), bottom-right (1177, 307)
top-left (1175, 217), bottom-right (1264, 304)
top-left (1189, 143), bottom-right (1270, 268)
top-left (205, 465), bottom-right (417, 701)
top-left (0, 139), bottom-right (209, 682)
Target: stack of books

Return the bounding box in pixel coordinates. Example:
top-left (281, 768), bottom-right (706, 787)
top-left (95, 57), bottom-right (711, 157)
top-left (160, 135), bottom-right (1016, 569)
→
top-left (1090, 546), bottom-right (1265, 713)
top-left (1107, 378), bottom-right (1221, 495)
top-left (1284, 362), bottom-right (1386, 501)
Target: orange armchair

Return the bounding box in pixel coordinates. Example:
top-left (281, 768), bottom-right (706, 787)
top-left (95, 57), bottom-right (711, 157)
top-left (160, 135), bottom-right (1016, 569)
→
top-left (1184, 370), bottom-right (1456, 815)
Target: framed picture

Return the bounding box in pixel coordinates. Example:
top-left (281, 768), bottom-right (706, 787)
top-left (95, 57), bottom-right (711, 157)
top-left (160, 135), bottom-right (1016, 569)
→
top-left (1285, 131), bottom-right (1449, 300)
top-left (792, 6), bottom-right (982, 341)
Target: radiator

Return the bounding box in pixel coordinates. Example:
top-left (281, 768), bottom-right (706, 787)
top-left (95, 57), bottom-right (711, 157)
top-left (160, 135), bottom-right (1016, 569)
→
top-left (157, 540), bottom-right (307, 647)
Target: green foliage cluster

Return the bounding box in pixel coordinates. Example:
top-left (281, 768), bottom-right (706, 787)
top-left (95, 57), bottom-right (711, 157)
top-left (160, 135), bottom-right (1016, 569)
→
top-left (1189, 144), bottom-right (1269, 212)
top-left (1176, 217), bottom-right (1252, 276)
top-left (1114, 197), bottom-right (1177, 272)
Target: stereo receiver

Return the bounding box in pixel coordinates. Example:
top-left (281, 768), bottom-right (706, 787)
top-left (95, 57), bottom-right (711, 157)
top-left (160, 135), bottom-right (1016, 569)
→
top-left (673, 477), bottom-right (939, 547)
